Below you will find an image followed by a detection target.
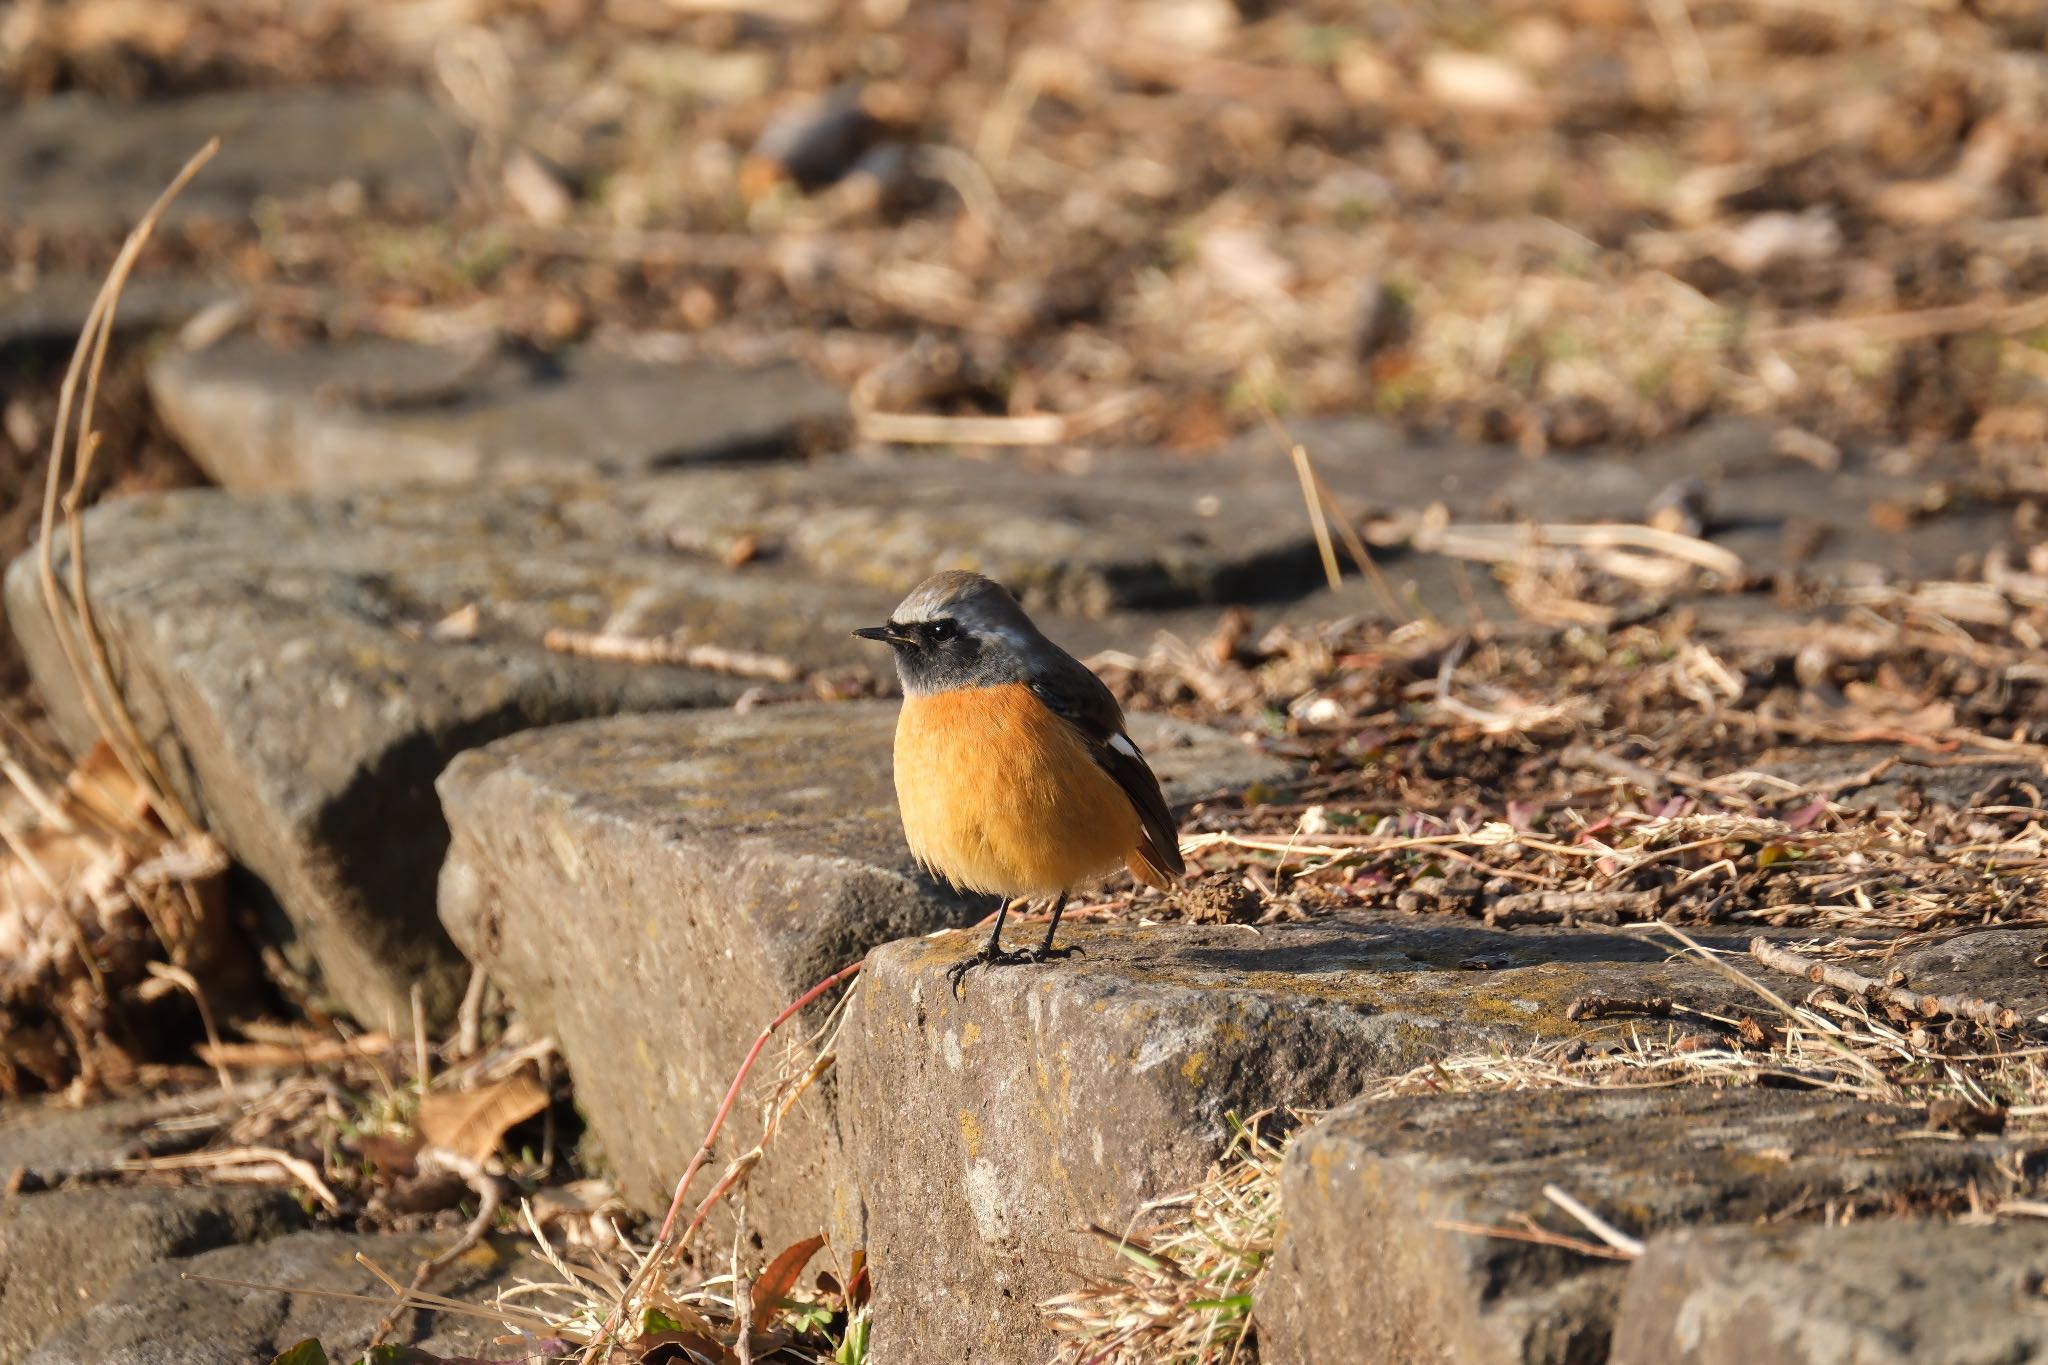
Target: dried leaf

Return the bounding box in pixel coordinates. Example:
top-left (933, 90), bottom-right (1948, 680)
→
top-left (628, 1332), bottom-right (729, 1365)
top-left (415, 1069), bottom-right (548, 1163)
top-left (750, 1233), bottom-right (827, 1326)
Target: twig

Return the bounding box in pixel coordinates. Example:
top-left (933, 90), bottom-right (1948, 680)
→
top-left (116, 1145), bottom-right (341, 1212)
top-left (1289, 442), bottom-right (1342, 593)
top-left (1749, 937), bottom-right (2020, 1030)
top-left (542, 628), bottom-right (802, 683)
top-left (1761, 290), bottom-right (2048, 349)
top-left (1433, 1215), bottom-right (1635, 1261)
top-left (1541, 1184), bottom-right (1646, 1258)
top-left (1412, 519), bottom-right (1744, 579)
top-left (1486, 889), bottom-right (1660, 926)
top-left (854, 411), bottom-right (1067, 446)
top-left (142, 962), bottom-right (232, 1092)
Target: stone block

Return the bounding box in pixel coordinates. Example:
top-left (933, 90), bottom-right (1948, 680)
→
top-left (435, 700), bottom-right (1285, 1252)
top-left (842, 917), bottom-right (1748, 1365)
top-left (1611, 1220), bottom-right (2048, 1365)
top-left (149, 335), bottom-right (849, 491)
top-left (1258, 1087), bottom-right (2016, 1365)
top-left (6, 485), bottom-right (894, 1025)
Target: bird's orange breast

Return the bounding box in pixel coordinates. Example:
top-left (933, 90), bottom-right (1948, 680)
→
top-left (894, 683), bottom-right (1140, 897)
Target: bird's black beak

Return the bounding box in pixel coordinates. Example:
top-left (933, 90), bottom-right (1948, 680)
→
top-left (853, 623), bottom-right (914, 646)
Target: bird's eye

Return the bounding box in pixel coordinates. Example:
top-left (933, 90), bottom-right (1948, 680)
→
top-left (924, 620), bottom-right (957, 643)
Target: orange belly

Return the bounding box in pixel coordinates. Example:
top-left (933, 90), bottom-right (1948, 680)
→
top-left (894, 682), bottom-right (1140, 897)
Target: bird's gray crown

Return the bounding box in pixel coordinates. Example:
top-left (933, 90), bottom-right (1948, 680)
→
top-left (891, 570), bottom-right (1031, 633)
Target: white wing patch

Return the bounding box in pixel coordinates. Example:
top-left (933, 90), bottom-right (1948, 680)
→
top-left (1108, 732), bottom-right (1139, 759)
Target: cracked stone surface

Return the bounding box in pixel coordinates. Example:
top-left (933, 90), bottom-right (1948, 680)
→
top-left (842, 917), bottom-right (1751, 1365)
top-left (149, 335), bottom-right (850, 491)
top-left (1611, 1219), bottom-right (2048, 1365)
top-left (5, 485), bottom-right (896, 1026)
top-left (1257, 1087), bottom-right (2017, 1365)
top-left (436, 700), bottom-right (1287, 1252)
top-left (0, 1185), bottom-right (304, 1365)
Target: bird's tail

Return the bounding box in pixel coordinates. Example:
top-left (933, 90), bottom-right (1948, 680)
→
top-left (1126, 833), bottom-right (1183, 891)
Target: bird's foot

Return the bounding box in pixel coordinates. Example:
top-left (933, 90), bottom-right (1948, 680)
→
top-left (945, 945), bottom-right (1037, 998)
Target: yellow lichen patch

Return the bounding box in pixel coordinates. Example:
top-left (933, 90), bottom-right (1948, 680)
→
top-left (960, 1108), bottom-right (983, 1160)
top-left (962, 1021), bottom-right (981, 1049)
top-left (1182, 1051), bottom-right (1210, 1086)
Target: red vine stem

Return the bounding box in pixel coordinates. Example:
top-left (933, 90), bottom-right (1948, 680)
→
top-left (580, 956), bottom-right (864, 1362)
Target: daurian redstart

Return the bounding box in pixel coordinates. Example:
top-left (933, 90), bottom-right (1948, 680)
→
top-left (855, 571), bottom-right (1184, 990)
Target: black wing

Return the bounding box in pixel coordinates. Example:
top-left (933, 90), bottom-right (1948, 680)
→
top-left (1028, 655), bottom-right (1185, 878)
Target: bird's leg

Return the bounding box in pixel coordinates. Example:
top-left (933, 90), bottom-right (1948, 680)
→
top-left (1026, 891), bottom-right (1071, 962)
top-left (980, 894), bottom-right (1013, 960)
top-left (948, 894), bottom-right (1029, 996)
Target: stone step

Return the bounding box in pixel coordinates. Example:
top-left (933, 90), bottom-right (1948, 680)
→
top-left (1612, 1220), bottom-right (2048, 1365)
top-left (841, 917), bottom-right (1754, 1365)
top-left (24, 1229), bottom-right (543, 1365)
top-left (435, 700), bottom-right (1286, 1253)
top-left (1, 1186), bottom-right (305, 1365)
top-left (0, 89), bottom-right (462, 235)
top-left (149, 335), bottom-right (850, 491)
top-left (4, 484), bottom-right (899, 1026)
top-left (1257, 1087), bottom-right (2018, 1365)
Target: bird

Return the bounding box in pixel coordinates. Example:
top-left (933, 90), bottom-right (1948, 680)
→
top-left (854, 571), bottom-right (1184, 992)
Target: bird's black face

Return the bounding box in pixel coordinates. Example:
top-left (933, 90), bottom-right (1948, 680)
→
top-left (853, 615), bottom-right (989, 692)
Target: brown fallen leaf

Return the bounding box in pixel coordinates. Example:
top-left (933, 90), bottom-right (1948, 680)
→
top-left (751, 1233), bottom-right (828, 1327)
top-left (415, 1069), bottom-right (548, 1164)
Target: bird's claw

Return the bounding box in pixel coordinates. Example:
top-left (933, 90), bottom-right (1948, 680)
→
top-left (945, 946), bottom-right (1034, 998)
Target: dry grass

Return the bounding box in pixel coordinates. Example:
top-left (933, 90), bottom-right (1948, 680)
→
top-left (1043, 1113), bottom-right (1282, 1365)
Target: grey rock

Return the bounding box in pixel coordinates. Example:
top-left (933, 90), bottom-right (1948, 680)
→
top-left (1611, 1220), bottom-right (2048, 1365)
top-left (0, 1089), bottom-right (251, 1180)
top-left (149, 335), bottom-right (849, 492)
top-left (1258, 1087), bottom-right (2016, 1365)
top-left (842, 916), bottom-right (1745, 1365)
top-left (434, 701), bottom-right (1287, 1252)
top-left (639, 450), bottom-right (1333, 617)
top-left (25, 1230), bottom-right (549, 1364)
top-left (6, 484), bottom-right (895, 1027)
top-left (0, 1185), bottom-right (303, 1365)
top-left (0, 90), bottom-right (460, 234)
